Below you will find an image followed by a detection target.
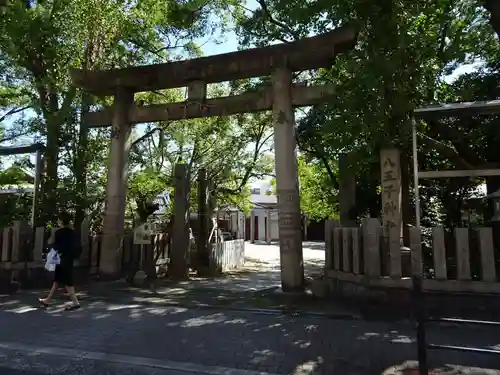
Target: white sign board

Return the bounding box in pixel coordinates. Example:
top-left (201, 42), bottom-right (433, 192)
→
top-left (133, 223), bottom-right (154, 245)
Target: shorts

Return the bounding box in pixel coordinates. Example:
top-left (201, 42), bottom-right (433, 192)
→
top-left (54, 264), bottom-right (74, 287)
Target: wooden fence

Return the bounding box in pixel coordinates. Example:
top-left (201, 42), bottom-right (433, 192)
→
top-left (0, 221), bottom-right (245, 277)
top-left (0, 222), bottom-right (47, 270)
top-left (210, 239), bottom-right (245, 273)
top-left (325, 218), bottom-right (500, 294)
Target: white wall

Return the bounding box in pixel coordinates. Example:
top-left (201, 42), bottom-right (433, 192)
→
top-left (250, 180), bottom-right (277, 205)
top-left (249, 179), bottom-right (278, 240)
top-left (252, 208), bottom-right (279, 241)
top-left (227, 211), bottom-right (245, 239)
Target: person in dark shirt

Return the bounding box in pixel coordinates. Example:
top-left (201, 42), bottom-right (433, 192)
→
top-left (38, 212), bottom-right (81, 310)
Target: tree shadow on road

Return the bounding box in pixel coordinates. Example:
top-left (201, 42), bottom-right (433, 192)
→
top-left (0, 297), bottom-right (499, 375)
top-left (1, 248), bottom-right (333, 316)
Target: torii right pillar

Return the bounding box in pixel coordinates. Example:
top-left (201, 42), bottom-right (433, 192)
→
top-left (272, 67), bottom-right (305, 292)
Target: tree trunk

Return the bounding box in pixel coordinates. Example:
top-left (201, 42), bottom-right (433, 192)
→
top-left (74, 92), bottom-right (90, 232)
top-left (484, 0), bottom-right (500, 39)
top-left (197, 168), bottom-right (210, 267)
top-left (40, 93), bottom-right (61, 225)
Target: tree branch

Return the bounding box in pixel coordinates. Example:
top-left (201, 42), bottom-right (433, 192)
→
top-left (0, 130), bottom-right (32, 144)
top-left (218, 131), bottom-right (274, 196)
top-left (131, 126), bottom-right (168, 148)
top-left (0, 105), bottom-right (31, 124)
top-left (418, 132), bottom-right (474, 169)
top-left (256, 0), bottom-right (300, 41)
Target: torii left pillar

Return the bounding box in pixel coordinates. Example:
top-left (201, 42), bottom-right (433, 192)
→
top-left (272, 67), bottom-right (305, 292)
top-left (100, 87), bottom-right (134, 276)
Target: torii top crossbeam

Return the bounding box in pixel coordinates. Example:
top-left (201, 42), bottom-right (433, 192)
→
top-left (0, 143), bottom-right (45, 156)
top-left (70, 24), bottom-right (357, 96)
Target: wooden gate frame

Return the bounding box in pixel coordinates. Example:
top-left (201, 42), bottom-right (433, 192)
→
top-left (411, 100), bottom-right (500, 375)
top-left (412, 100), bottom-right (500, 229)
top-left (0, 143), bottom-right (45, 226)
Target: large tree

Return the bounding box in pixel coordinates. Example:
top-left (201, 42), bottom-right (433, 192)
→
top-left (0, 0), bottom-right (242, 227)
top-left (128, 85), bottom-right (275, 220)
top-left (236, 0), bottom-right (500, 226)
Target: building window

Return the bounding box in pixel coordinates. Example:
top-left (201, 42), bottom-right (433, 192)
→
top-left (251, 188), bottom-right (261, 195)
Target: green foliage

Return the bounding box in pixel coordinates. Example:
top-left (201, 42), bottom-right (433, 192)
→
top-left (0, 193), bottom-right (32, 227)
top-left (0, 166), bottom-right (33, 227)
top-left (128, 168), bottom-right (169, 222)
top-left (297, 157), bottom-right (338, 221)
top-left (0, 0), bottom-right (247, 229)
top-left (2, 0), bottom-right (500, 233)
top-left (0, 166), bottom-right (32, 186)
top-left (236, 0), bottom-right (500, 227)
top-left (130, 84), bottom-right (275, 219)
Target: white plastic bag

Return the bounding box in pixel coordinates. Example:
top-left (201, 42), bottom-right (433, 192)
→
top-left (44, 248), bottom-right (60, 271)
top-left (44, 262), bottom-right (56, 272)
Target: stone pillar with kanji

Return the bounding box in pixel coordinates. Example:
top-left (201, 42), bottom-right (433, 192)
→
top-left (380, 149), bottom-right (403, 275)
top-left (380, 149), bottom-right (402, 239)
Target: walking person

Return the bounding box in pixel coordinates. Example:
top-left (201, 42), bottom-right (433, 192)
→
top-left (38, 212), bottom-right (81, 311)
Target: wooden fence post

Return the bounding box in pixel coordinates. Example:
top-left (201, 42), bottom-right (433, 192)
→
top-left (1, 227), bottom-right (11, 262)
top-left (11, 221), bottom-right (23, 262)
top-left (333, 227), bottom-right (341, 270)
top-left (362, 218), bottom-right (381, 277)
top-left (33, 226), bottom-right (45, 261)
top-left (325, 220), bottom-right (338, 270)
top-left (477, 227), bottom-right (496, 282)
top-left (409, 227), bottom-right (423, 276)
top-left (342, 227), bottom-right (351, 272)
top-left (351, 228), bottom-right (360, 274)
top-left (389, 227), bottom-right (402, 278)
top-left (455, 228), bottom-right (470, 281)
top-left (432, 227), bottom-right (447, 280)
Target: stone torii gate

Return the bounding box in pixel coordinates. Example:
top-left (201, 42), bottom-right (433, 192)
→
top-left (70, 25), bottom-right (358, 291)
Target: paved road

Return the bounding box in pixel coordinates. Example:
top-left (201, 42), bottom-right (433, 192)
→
top-left (0, 363), bottom-right (206, 375)
top-left (0, 296), bottom-right (499, 375)
top-left (163, 241), bottom-right (326, 294)
top-left (245, 242), bottom-right (325, 266)
top-left (0, 350), bottom-right (219, 375)
top-left (229, 241), bottom-right (325, 292)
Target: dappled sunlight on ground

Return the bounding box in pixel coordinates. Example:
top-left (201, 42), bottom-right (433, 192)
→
top-left (1, 241), bottom-right (328, 316)
top-left (0, 295), bottom-right (499, 374)
top-left (1, 242), bottom-right (499, 374)
top-left (381, 361), bottom-right (500, 375)
top-left (245, 241), bottom-right (325, 265)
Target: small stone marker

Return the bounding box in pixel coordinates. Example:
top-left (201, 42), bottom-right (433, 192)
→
top-left (133, 223), bottom-right (153, 285)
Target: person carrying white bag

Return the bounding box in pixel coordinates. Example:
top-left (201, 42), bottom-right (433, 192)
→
top-left (44, 248), bottom-right (60, 272)
top-left (38, 212), bottom-right (81, 311)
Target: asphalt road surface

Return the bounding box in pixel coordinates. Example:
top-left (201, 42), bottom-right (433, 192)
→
top-left (0, 367), bottom-right (209, 375)
top-left (0, 350), bottom-right (226, 375)
top-left (0, 368), bottom-right (211, 375)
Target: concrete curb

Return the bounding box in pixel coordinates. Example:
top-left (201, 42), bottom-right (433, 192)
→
top-left (0, 341), bottom-right (281, 375)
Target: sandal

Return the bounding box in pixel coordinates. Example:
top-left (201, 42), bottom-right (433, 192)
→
top-left (38, 298), bottom-right (50, 308)
top-left (64, 304), bottom-right (81, 311)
